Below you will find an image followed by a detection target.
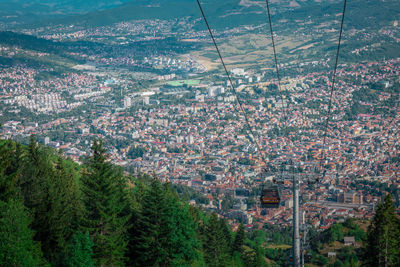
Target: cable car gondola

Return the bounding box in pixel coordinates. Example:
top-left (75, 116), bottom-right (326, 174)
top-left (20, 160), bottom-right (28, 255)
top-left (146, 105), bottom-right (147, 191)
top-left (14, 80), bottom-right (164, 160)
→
top-left (260, 185), bottom-right (281, 208)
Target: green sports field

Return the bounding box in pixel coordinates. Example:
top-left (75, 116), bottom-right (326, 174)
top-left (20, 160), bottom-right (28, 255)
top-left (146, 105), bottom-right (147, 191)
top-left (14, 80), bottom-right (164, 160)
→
top-left (167, 79), bottom-right (200, 86)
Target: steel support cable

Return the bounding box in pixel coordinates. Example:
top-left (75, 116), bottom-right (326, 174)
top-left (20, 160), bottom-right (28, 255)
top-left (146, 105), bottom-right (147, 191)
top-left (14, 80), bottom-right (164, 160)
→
top-left (265, 0), bottom-right (289, 125)
top-left (265, 0), bottom-right (294, 179)
top-left (196, 0), bottom-right (269, 168)
top-left (265, 0), bottom-right (298, 180)
top-left (317, 0), bottom-right (347, 181)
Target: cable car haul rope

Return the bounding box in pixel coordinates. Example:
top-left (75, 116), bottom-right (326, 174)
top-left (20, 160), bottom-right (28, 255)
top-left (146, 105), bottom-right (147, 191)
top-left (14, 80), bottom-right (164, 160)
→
top-left (317, 0), bottom-right (347, 183)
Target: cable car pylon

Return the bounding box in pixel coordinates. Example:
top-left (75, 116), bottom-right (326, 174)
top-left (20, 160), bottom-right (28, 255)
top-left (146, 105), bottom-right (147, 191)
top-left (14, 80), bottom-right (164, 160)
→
top-left (291, 161), bottom-right (301, 266)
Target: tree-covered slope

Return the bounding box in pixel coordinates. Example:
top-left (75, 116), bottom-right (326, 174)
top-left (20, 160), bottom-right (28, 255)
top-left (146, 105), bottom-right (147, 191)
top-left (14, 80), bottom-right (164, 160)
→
top-left (0, 137), bottom-right (263, 266)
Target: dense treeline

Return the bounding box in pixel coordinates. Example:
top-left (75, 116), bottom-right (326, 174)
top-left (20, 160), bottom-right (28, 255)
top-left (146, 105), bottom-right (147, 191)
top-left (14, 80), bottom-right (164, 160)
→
top-left (306, 196), bottom-right (400, 267)
top-left (0, 137), bottom-right (268, 266)
top-left (363, 195), bottom-right (400, 267)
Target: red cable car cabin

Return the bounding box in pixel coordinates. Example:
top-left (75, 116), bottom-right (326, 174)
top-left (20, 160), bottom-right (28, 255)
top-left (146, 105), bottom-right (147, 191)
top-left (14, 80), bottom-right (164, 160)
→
top-left (260, 185), bottom-right (280, 208)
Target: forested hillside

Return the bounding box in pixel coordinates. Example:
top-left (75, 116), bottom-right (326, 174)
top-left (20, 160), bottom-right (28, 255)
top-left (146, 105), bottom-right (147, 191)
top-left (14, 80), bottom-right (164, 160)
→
top-left (0, 137), bottom-right (267, 266)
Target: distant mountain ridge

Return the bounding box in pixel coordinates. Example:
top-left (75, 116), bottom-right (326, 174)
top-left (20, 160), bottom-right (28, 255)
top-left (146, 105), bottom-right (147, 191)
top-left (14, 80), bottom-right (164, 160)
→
top-left (16, 0), bottom-right (399, 30)
top-left (2, 0), bottom-right (398, 33)
top-left (17, 0), bottom-right (319, 30)
top-left (0, 0), bottom-right (133, 27)
top-left (0, 0), bottom-right (133, 14)
top-left (4, 0), bottom-right (321, 30)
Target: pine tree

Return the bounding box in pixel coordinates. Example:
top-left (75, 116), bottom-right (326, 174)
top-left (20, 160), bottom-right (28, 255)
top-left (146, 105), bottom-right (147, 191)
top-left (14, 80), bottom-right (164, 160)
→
top-left (0, 198), bottom-right (47, 266)
top-left (64, 231), bottom-right (94, 267)
top-left (164, 184), bottom-right (200, 265)
top-left (255, 246), bottom-right (267, 267)
top-left (47, 154), bottom-right (84, 263)
top-left (0, 140), bottom-right (22, 202)
top-left (203, 213), bottom-right (230, 267)
top-left (129, 179), bottom-right (200, 266)
top-left (220, 218), bottom-right (233, 251)
top-left (81, 139), bottom-right (130, 266)
top-left (363, 194), bottom-right (400, 266)
top-left (126, 180), bottom-right (145, 266)
top-left (18, 136), bottom-right (55, 261)
top-left (232, 223), bottom-right (245, 255)
top-left (231, 251), bottom-right (244, 267)
top-left (18, 137), bottom-right (84, 264)
top-left (129, 177), bottom-right (169, 266)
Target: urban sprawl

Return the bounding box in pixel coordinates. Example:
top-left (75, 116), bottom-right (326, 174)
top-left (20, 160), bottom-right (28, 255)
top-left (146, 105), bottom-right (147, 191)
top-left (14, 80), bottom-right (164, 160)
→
top-left (1, 21), bottom-right (399, 231)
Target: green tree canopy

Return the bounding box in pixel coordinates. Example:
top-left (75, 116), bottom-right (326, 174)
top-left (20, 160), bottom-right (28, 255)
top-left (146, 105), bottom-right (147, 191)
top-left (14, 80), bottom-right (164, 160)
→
top-left (202, 212), bottom-right (231, 267)
top-left (64, 231), bottom-right (94, 267)
top-left (363, 194), bottom-right (400, 266)
top-left (129, 178), bottom-right (200, 266)
top-left (0, 198), bottom-right (47, 266)
top-left (81, 139), bottom-right (130, 266)
top-left (232, 224), bottom-right (245, 255)
top-left (0, 140), bottom-right (22, 202)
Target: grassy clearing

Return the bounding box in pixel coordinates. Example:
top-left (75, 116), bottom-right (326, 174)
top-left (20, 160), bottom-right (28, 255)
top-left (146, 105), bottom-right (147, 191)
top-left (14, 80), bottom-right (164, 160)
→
top-left (195, 33), bottom-right (311, 70)
top-left (320, 241), bottom-right (345, 255)
top-left (167, 79), bottom-right (200, 86)
top-left (265, 244), bottom-right (292, 249)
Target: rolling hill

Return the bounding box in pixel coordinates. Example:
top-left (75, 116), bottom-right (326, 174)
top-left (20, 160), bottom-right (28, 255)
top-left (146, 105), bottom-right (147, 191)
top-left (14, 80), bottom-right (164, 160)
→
top-left (10, 0), bottom-right (396, 34)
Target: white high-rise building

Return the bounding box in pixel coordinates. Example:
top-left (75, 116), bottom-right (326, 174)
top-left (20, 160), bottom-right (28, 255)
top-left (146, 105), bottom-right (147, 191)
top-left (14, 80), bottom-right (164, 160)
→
top-left (208, 86), bottom-right (224, 97)
top-left (208, 87), bottom-right (217, 97)
top-left (124, 96), bottom-right (132, 108)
